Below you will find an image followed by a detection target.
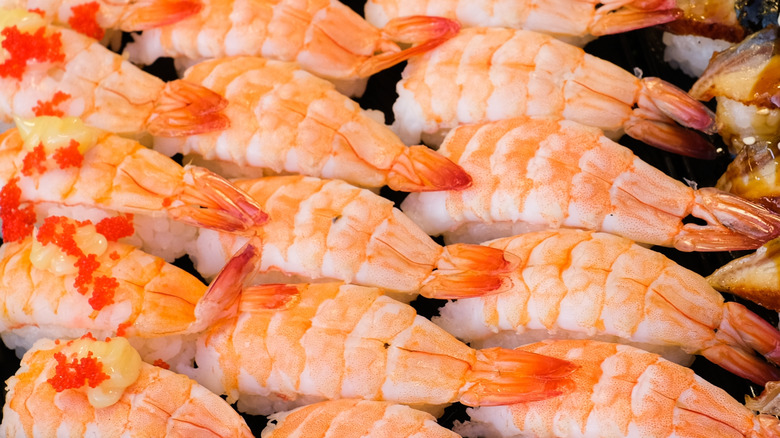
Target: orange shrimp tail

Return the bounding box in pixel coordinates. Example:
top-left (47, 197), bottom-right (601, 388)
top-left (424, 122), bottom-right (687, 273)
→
top-left (460, 347), bottom-right (577, 407)
top-left (148, 79), bottom-right (230, 137)
top-left (169, 166), bottom-right (269, 233)
top-left (628, 77), bottom-right (718, 158)
top-left (674, 188), bottom-right (780, 251)
top-left (420, 244), bottom-right (519, 299)
top-left (191, 242), bottom-right (261, 330)
top-left (239, 284), bottom-right (303, 312)
top-left (388, 145), bottom-right (472, 192)
top-left (590, 0), bottom-right (682, 36)
top-left (119, 0), bottom-right (202, 30)
top-left (718, 302), bottom-right (780, 364)
top-left (700, 344), bottom-right (780, 386)
top-left (356, 16), bottom-right (460, 78)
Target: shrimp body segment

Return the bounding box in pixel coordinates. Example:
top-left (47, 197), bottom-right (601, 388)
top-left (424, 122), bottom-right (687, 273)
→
top-left (365, 0), bottom-right (681, 45)
top-left (124, 0), bottom-right (460, 92)
top-left (436, 229), bottom-right (780, 386)
top-left (185, 282), bottom-right (576, 415)
top-left (154, 56), bottom-right (471, 192)
top-left (190, 175), bottom-right (518, 300)
top-left (0, 337), bottom-right (254, 438)
top-left (392, 27), bottom-right (717, 159)
top-left (400, 117), bottom-right (780, 252)
top-left (0, 121), bottom-right (267, 261)
top-left (0, 10), bottom-right (228, 137)
top-left (263, 399), bottom-right (460, 438)
top-left (0, 0), bottom-right (202, 36)
top-left (456, 339), bottom-right (780, 438)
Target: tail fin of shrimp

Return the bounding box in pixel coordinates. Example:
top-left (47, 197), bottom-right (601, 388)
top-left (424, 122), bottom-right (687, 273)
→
top-left (625, 77), bottom-right (718, 159)
top-left (356, 16), bottom-right (460, 78)
top-left (707, 238), bottom-right (780, 311)
top-left (388, 145), bottom-right (472, 192)
top-left (190, 242), bottom-right (261, 331)
top-left (169, 166), bottom-right (269, 233)
top-left (460, 347), bottom-right (577, 406)
top-left (147, 80), bottom-right (230, 137)
top-left (673, 188), bottom-right (780, 251)
top-left (420, 243), bottom-right (519, 299)
top-left (117, 0), bottom-right (202, 30)
top-left (699, 302), bottom-right (780, 385)
top-left (590, 0), bottom-right (682, 36)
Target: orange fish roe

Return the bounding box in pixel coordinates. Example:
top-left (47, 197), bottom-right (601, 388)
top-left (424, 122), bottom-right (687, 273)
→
top-left (28, 8), bottom-right (45, 17)
top-left (109, 251), bottom-right (120, 260)
top-left (53, 139), bottom-right (84, 169)
top-left (21, 143), bottom-right (47, 176)
top-left (32, 91), bottom-right (71, 117)
top-left (37, 216), bottom-right (81, 257)
top-left (95, 215), bottom-right (135, 241)
top-left (68, 2), bottom-right (104, 40)
top-left (0, 177), bottom-right (36, 242)
top-left (116, 321), bottom-right (131, 337)
top-left (0, 26), bottom-right (65, 80)
top-left (80, 332), bottom-right (97, 341)
top-left (88, 275), bottom-right (118, 310)
top-left (74, 253), bottom-right (99, 295)
top-left (47, 350), bottom-right (109, 392)
top-left (152, 359), bottom-right (170, 370)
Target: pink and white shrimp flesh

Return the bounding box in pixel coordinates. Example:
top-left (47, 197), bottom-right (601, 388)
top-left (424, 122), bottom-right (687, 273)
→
top-left (365, 0), bottom-right (681, 46)
top-left (0, 221), bottom-right (256, 363)
top-left (0, 9), bottom-right (229, 137)
top-left (392, 26), bottom-right (719, 159)
top-left (400, 116), bottom-right (780, 252)
top-left (435, 228), bottom-right (780, 386)
top-left (124, 0), bottom-right (461, 96)
top-left (177, 281), bottom-right (576, 415)
top-left (154, 56), bottom-right (471, 192)
top-left (455, 339), bottom-right (780, 438)
top-left (263, 399), bottom-right (460, 438)
top-left (0, 336), bottom-right (254, 438)
top-left (0, 117), bottom-right (267, 261)
top-left (0, 0), bottom-right (202, 38)
top-left (189, 175), bottom-right (518, 301)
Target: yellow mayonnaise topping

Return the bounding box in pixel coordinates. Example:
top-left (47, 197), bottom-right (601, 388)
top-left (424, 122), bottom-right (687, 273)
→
top-left (15, 116), bottom-right (101, 154)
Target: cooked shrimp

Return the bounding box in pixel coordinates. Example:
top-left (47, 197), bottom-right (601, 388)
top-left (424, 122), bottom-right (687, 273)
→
top-left (435, 228), bottom-right (780, 386)
top-left (365, 0), bottom-right (681, 46)
top-left (0, 117), bottom-right (267, 261)
top-left (124, 0), bottom-right (460, 96)
top-left (0, 220), bottom-right (256, 362)
top-left (262, 399), bottom-right (460, 438)
top-left (0, 336), bottom-right (254, 437)
top-left (455, 339), bottom-right (780, 438)
top-left (189, 175), bottom-right (518, 300)
top-left (0, 0), bottom-right (202, 38)
top-left (154, 56), bottom-right (471, 192)
top-left (0, 9), bottom-right (229, 137)
top-left (400, 116), bottom-right (780, 252)
top-left (392, 26), bottom-right (718, 159)
top-left (181, 281), bottom-right (576, 416)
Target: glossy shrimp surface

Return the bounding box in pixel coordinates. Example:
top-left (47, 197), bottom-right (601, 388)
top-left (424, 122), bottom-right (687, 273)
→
top-left (124, 0), bottom-right (459, 94)
top-left (393, 27), bottom-right (717, 158)
top-left (154, 56), bottom-right (471, 192)
top-left (0, 336), bottom-right (254, 438)
top-left (0, 10), bottom-right (228, 137)
top-left (183, 282), bottom-right (576, 415)
top-left (0, 119), bottom-right (267, 261)
top-left (190, 175), bottom-right (517, 300)
top-left (436, 229), bottom-right (780, 385)
top-left (456, 339), bottom-right (780, 438)
top-left (400, 117), bottom-right (780, 252)
top-left (365, 0), bottom-right (681, 45)
top-left (262, 399), bottom-right (460, 438)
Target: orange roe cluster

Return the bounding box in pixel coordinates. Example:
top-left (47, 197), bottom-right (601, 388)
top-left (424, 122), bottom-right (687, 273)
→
top-left (32, 91), bottom-right (71, 117)
top-left (68, 2), bottom-right (104, 40)
top-left (21, 139), bottom-right (85, 176)
top-left (0, 25), bottom-right (65, 80)
top-left (47, 350), bottom-right (109, 392)
top-left (95, 214), bottom-right (134, 242)
top-left (0, 177), bottom-right (36, 242)
top-left (28, 8), bottom-right (45, 17)
top-left (36, 216), bottom-right (121, 310)
top-left (152, 359), bottom-right (170, 370)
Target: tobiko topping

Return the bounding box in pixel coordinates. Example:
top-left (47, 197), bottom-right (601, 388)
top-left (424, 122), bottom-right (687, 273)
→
top-left (95, 215), bottom-right (135, 241)
top-left (152, 359), bottom-right (170, 370)
top-left (53, 139), bottom-right (84, 169)
top-left (68, 2), bottom-right (104, 40)
top-left (48, 350), bottom-right (109, 391)
top-left (0, 25), bottom-right (64, 80)
top-left (0, 177), bottom-right (35, 242)
top-left (33, 91), bottom-right (71, 117)
top-left (21, 143), bottom-right (46, 176)
top-left (88, 276), bottom-right (118, 310)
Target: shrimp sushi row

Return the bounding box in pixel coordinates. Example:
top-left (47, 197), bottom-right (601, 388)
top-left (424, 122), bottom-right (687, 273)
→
top-left (401, 116), bottom-right (780, 252)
